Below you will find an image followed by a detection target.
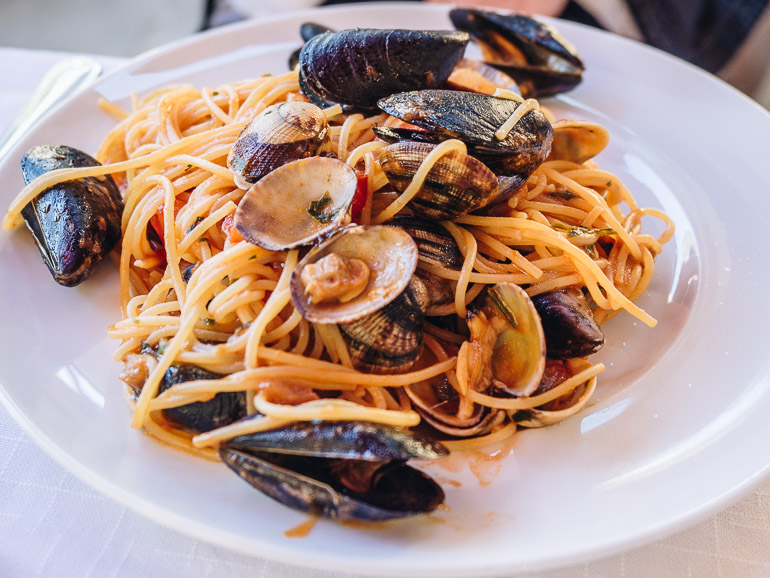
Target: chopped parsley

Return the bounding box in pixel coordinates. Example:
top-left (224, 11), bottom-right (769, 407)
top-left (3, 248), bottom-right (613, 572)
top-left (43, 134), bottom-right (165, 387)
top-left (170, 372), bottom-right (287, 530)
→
top-left (307, 192), bottom-right (341, 224)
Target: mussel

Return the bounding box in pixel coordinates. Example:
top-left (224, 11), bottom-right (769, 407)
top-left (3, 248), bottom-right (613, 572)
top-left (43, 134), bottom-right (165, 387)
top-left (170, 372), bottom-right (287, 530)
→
top-left (446, 58), bottom-right (521, 95)
top-left (227, 101), bottom-right (330, 189)
top-left (466, 283), bottom-right (546, 397)
top-left (235, 156), bottom-right (356, 251)
top-left (378, 141), bottom-right (500, 219)
top-left (160, 364), bottom-right (247, 433)
top-left (531, 287), bottom-right (604, 358)
top-left (450, 8), bottom-right (584, 97)
top-left (220, 420), bottom-right (448, 521)
top-left (377, 90), bottom-right (552, 176)
top-left (19, 144), bottom-right (123, 286)
top-left (298, 29), bottom-right (469, 109)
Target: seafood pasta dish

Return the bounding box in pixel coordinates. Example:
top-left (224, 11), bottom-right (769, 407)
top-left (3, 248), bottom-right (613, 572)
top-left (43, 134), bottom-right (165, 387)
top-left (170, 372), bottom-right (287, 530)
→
top-left (3, 10), bottom-right (674, 522)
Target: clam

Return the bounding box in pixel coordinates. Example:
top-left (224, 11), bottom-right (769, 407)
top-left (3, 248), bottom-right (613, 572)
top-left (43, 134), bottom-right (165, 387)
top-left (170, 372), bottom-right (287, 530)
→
top-left (377, 90), bottom-right (553, 176)
top-left (220, 420), bottom-right (448, 521)
top-left (405, 377), bottom-right (506, 437)
top-left (227, 101), bottom-right (330, 190)
top-left (531, 287), bottom-right (604, 358)
top-left (19, 144), bottom-right (123, 287)
top-left (235, 156), bottom-right (356, 251)
top-left (513, 359), bottom-right (597, 427)
top-left (549, 120), bottom-right (610, 164)
top-left (385, 215), bottom-right (463, 269)
top-left (450, 8), bottom-right (584, 97)
top-left (378, 141), bottom-right (500, 219)
top-left (339, 275), bottom-right (430, 374)
top-left (299, 28), bottom-right (469, 109)
top-left (466, 283), bottom-right (545, 397)
top-left (289, 225), bottom-right (418, 323)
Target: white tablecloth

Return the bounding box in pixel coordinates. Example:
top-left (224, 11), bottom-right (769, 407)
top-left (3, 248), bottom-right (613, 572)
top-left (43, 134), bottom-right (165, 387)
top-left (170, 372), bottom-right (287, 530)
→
top-left (2, 47), bottom-right (770, 578)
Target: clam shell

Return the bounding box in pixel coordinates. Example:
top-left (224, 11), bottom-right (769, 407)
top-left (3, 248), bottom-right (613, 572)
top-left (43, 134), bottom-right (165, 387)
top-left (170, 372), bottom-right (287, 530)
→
top-left (378, 141), bottom-right (499, 219)
top-left (339, 275), bottom-right (430, 374)
top-left (235, 156), bottom-right (356, 251)
top-left (227, 101), bottom-right (329, 189)
top-left (290, 225), bottom-right (418, 324)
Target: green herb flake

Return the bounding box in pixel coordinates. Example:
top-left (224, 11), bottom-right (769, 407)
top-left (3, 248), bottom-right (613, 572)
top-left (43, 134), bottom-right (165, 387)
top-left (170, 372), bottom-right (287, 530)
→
top-left (307, 192), bottom-right (341, 224)
top-left (221, 276), bottom-right (231, 287)
top-left (184, 164), bottom-right (193, 172)
top-left (203, 318), bottom-right (216, 326)
top-left (488, 286), bottom-right (519, 328)
top-left (212, 90), bottom-right (219, 96)
top-left (185, 216), bottom-right (205, 234)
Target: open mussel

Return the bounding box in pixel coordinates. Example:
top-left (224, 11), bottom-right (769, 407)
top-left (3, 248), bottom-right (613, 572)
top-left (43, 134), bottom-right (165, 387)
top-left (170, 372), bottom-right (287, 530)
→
top-left (378, 141), bottom-right (499, 219)
top-left (220, 420), bottom-right (447, 521)
top-left (446, 58), bottom-right (520, 95)
top-left (299, 29), bottom-right (469, 109)
top-left (228, 101), bottom-right (330, 189)
top-left (450, 8), bottom-right (584, 97)
top-left (235, 156), bottom-right (356, 251)
top-left (19, 144), bottom-right (123, 286)
top-left (531, 287), bottom-right (604, 358)
top-left (377, 90), bottom-right (552, 176)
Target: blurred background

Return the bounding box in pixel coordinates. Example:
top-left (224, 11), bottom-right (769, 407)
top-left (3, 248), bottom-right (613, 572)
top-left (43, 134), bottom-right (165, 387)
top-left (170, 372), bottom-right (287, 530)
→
top-left (1, 0), bottom-right (768, 109)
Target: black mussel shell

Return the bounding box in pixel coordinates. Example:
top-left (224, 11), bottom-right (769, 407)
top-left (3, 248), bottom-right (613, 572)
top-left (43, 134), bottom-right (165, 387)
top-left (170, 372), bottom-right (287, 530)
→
top-left (531, 287), bottom-right (604, 358)
top-left (160, 364), bottom-right (247, 433)
top-left (288, 22), bottom-right (334, 70)
top-left (377, 90), bottom-right (552, 175)
top-left (20, 144), bottom-right (123, 287)
top-left (299, 29), bottom-right (469, 109)
top-left (450, 8), bottom-right (584, 97)
top-left (219, 449), bottom-right (445, 521)
top-left (225, 419), bottom-right (448, 461)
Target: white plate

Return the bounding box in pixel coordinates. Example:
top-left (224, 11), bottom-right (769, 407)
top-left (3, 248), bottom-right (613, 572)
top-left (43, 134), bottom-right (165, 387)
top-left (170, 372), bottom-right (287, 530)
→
top-left (1, 3), bottom-right (770, 576)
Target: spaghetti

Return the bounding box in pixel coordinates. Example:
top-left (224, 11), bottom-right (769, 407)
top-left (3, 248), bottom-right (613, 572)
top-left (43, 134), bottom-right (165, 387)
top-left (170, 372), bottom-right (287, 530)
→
top-left (3, 66), bottom-right (674, 461)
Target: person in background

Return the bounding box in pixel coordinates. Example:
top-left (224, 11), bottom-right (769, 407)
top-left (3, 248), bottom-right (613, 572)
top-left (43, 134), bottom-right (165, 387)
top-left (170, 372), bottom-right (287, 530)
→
top-left (202, 0), bottom-right (770, 105)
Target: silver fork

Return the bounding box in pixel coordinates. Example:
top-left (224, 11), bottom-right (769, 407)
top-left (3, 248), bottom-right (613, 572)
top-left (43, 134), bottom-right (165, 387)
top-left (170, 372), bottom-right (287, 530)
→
top-left (0, 56), bottom-right (102, 162)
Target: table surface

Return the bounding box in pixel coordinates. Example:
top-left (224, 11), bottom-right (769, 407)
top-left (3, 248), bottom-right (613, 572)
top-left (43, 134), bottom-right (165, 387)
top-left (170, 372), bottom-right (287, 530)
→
top-left (2, 47), bottom-right (770, 578)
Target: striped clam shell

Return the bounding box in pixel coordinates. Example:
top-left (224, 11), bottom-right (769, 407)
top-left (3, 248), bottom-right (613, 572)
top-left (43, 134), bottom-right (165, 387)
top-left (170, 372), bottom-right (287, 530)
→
top-left (339, 276), bottom-right (430, 374)
top-left (378, 141), bottom-right (499, 220)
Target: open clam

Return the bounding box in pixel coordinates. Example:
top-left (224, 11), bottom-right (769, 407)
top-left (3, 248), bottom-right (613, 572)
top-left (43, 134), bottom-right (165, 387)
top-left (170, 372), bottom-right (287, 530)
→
top-left (466, 283), bottom-right (546, 397)
top-left (235, 156), bottom-right (356, 251)
top-left (220, 420), bottom-right (448, 521)
top-left (289, 225), bottom-right (430, 374)
top-left (227, 101), bottom-right (330, 189)
top-left (549, 120), bottom-right (610, 164)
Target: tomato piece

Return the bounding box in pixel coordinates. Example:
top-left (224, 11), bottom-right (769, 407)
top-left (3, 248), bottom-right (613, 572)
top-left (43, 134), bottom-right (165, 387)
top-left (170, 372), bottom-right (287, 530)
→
top-left (221, 214), bottom-right (244, 243)
top-left (351, 173), bottom-right (368, 218)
